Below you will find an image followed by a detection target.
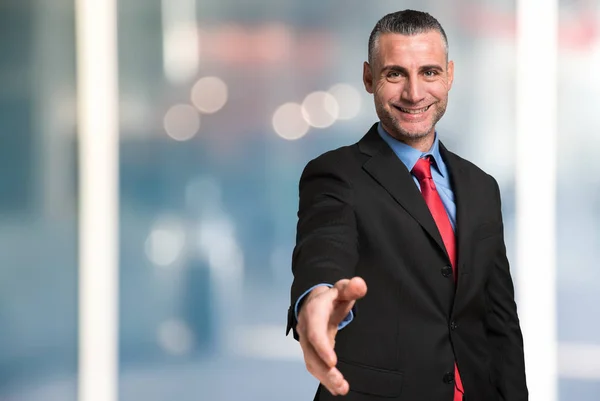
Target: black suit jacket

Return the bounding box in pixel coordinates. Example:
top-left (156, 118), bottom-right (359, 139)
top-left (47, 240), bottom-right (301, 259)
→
top-left (287, 124), bottom-right (528, 400)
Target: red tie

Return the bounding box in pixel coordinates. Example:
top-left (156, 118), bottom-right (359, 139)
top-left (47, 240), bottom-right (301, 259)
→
top-left (412, 156), bottom-right (464, 401)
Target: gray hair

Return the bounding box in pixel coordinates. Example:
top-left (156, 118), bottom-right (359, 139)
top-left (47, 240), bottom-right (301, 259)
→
top-left (368, 10), bottom-right (449, 65)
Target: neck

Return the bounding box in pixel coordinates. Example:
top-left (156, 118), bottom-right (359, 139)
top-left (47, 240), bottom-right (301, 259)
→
top-left (381, 123), bottom-right (435, 152)
top-left (405, 135), bottom-right (435, 153)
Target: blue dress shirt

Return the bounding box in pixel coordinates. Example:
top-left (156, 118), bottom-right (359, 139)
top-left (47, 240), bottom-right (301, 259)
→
top-left (377, 123), bottom-right (456, 229)
top-left (294, 123), bottom-right (457, 329)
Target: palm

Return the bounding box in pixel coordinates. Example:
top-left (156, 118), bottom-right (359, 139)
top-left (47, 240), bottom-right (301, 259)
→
top-left (297, 277), bottom-right (367, 396)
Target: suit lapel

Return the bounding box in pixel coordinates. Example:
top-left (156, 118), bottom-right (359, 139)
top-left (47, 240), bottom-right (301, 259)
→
top-left (438, 143), bottom-right (472, 272)
top-left (358, 125), bottom-right (449, 261)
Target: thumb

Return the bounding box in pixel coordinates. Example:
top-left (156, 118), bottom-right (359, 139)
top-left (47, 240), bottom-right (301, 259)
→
top-left (329, 277), bottom-right (367, 326)
top-left (335, 276), bottom-right (367, 302)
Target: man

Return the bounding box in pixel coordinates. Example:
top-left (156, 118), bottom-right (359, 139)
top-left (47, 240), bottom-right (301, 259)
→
top-left (286, 9), bottom-right (528, 401)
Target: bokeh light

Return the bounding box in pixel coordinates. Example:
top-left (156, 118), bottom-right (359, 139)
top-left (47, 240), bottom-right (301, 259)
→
top-left (328, 83), bottom-right (362, 120)
top-left (157, 319), bottom-right (194, 356)
top-left (272, 102), bottom-right (309, 140)
top-left (144, 216), bottom-right (186, 267)
top-left (163, 104), bottom-right (200, 141)
top-left (301, 91), bottom-right (339, 128)
top-left (191, 76), bottom-right (228, 114)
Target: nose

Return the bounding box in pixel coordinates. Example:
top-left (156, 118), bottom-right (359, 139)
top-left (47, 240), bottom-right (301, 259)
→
top-left (401, 78), bottom-right (424, 104)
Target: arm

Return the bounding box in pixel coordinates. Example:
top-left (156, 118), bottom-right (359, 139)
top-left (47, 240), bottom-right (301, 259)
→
top-left (485, 178), bottom-right (528, 400)
top-left (287, 156), bottom-right (359, 340)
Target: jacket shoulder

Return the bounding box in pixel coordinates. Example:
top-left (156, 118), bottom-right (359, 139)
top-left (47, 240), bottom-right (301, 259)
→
top-left (445, 148), bottom-right (499, 186)
top-left (308, 144), bottom-right (358, 168)
top-left (301, 144), bottom-right (362, 179)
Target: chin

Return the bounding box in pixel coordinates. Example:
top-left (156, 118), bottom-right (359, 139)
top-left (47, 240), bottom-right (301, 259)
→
top-left (395, 124), bottom-right (434, 139)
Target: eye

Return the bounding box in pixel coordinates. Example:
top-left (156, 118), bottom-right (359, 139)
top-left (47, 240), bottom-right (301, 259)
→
top-left (386, 71), bottom-right (402, 82)
top-left (424, 70), bottom-right (438, 77)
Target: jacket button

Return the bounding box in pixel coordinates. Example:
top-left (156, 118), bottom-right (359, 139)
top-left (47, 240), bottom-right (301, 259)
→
top-left (450, 321), bottom-right (458, 331)
top-left (443, 372), bottom-right (455, 384)
top-left (441, 265), bottom-right (452, 278)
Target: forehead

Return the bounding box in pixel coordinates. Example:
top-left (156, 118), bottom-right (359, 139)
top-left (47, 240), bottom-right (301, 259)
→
top-left (375, 31), bottom-right (446, 65)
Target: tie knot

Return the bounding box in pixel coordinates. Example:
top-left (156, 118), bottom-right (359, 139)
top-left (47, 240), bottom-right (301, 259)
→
top-left (412, 157), bottom-right (433, 182)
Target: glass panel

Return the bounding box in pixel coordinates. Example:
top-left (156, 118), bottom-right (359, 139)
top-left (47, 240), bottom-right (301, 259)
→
top-left (0, 1), bottom-right (78, 400)
top-left (557, 0), bottom-right (600, 399)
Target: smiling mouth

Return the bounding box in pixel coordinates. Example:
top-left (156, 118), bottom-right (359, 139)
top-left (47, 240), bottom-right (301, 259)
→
top-left (395, 105), bottom-right (431, 114)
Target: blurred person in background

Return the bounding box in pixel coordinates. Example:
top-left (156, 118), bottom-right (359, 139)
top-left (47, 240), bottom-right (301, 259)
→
top-left (286, 9), bottom-right (527, 401)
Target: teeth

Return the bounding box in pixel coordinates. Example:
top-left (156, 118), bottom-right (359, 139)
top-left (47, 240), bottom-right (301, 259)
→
top-left (399, 105), bottom-right (430, 114)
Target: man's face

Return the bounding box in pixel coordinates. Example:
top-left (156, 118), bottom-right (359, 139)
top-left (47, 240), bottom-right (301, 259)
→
top-left (363, 31), bottom-right (454, 147)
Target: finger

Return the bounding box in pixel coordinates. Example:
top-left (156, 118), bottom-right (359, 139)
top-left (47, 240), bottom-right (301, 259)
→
top-left (330, 298), bottom-right (355, 326)
top-left (324, 367), bottom-right (349, 397)
top-left (304, 287), bottom-right (340, 367)
top-left (335, 276), bottom-right (367, 302)
top-left (301, 336), bottom-right (348, 395)
top-left (337, 378), bottom-right (350, 396)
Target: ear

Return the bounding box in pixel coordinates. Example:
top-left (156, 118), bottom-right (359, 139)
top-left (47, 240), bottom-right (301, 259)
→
top-left (363, 61), bottom-right (374, 94)
top-left (447, 60), bottom-right (454, 91)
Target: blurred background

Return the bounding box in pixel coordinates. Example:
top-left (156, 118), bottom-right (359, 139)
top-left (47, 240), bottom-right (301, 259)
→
top-left (0, 0), bottom-right (599, 400)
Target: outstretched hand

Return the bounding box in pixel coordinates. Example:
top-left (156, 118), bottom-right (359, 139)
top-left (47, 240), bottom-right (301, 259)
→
top-left (296, 276), bottom-right (367, 396)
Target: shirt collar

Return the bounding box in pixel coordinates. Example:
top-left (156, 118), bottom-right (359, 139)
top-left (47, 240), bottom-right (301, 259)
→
top-left (377, 122), bottom-right (447, 177)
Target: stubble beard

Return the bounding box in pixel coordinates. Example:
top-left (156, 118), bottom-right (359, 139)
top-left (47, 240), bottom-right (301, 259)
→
top-left (376, 100), bottom-right (447, 145)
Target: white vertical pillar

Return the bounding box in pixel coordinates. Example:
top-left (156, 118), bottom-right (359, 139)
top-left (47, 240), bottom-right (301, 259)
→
top-left (75, 0), bottom-right (119, 400)
top-left (515, 0), bottom-right (558, 400)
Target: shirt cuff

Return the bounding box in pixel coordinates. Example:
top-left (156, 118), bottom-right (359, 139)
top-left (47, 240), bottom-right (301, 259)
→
top-left (294, 283), bottom-right (354, 330)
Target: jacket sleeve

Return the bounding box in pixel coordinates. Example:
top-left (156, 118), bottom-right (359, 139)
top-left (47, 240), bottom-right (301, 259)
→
top-left (485, 177), bottom-right (528, 400)
top-left (286, 155), bottom-right (359, 341)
